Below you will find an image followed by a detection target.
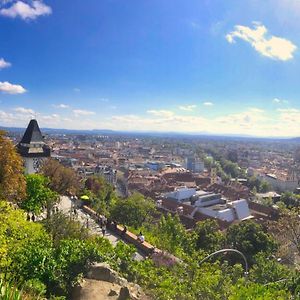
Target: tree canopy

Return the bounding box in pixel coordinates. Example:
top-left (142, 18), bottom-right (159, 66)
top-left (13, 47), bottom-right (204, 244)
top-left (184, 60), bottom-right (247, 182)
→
top-left (0, 131), bottom-right (26, 202)
top-left (109, 193), bottom-right (156, 228)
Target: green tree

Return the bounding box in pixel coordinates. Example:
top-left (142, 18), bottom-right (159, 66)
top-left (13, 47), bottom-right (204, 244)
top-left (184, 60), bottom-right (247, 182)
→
top-left (260, 180), bottom-right (271, 193)
top-left (249, 253), bottom-right (291, 285)
top-left (194, 219), bottom-right (224, 253)
top-left (43, 211), bottom-right (89, 246)
top-left (21, 174), bottom-right (59, 216)
top-left (84, 176), bottom-right (116, 215)
top-left (226, 220), bottom-right (277, 265)
top-left (0, 131), bottom-right (26, 202)
top-left (153, 214), bottom-right (193, 255)
top-left (109, 193), bottom-right (155, 228)
top-left (229, 280), bottom-right (290, 300)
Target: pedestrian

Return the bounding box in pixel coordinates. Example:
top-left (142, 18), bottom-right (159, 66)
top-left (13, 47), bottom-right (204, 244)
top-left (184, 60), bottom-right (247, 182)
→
top-left (137, 231), bottom-right (145, 243)
top-left (102, 225), bottom-right (106, 236)
top-left (121, 225), bottom-right (127, 237)
top-left (86, 218), bottom-right (89, 229)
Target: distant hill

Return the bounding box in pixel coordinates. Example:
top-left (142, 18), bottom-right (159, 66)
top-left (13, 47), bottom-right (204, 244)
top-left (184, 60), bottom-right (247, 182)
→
top-left (1, 125), bottom-right (298, 142)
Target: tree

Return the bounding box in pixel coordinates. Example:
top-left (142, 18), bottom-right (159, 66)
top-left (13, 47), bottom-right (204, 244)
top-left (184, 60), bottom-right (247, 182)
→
top-left (249, 253), bottom-right (291, 285)
top-left (194, 219), bottom-right (224, 253)
top-left (226, 220), bottom-right (277, 265)
top-left (152, 214), bottom-right (193, 255)
top-left (41, 159), bottom-right (79, 195)
top-left (229, 280), bottom-right (290, 300)
top-left (21, 174), bottom-right (59, 216)
top-left (279, 192), bottom-right (300, 208)
top-left (84, 176), bottom-right (117, 215)
top-left (270, 208), bottom-right (300, 262)
top-left (43, 211), bottom-right (89, 246)
top-left (109, 193), bottom-right (156, 228)
top-left (0, 131), bottom-right (26, 201)
top-left (260, 180), bottom-right (271, 193)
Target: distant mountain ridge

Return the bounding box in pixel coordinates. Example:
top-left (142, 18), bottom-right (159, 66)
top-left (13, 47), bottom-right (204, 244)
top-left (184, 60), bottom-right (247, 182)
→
top-left (0, 125), bottom-right (298, 141)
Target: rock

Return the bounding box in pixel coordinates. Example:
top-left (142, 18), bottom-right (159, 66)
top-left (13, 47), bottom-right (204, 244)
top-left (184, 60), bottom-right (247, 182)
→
top-left (72, 263), bottom-right (151, 300)
top-left (86, 263), bottom-right (126, 285)
top-left (108, 289), bottom-right (119, 297)
top-left (118, 286), bottom-right (130, 300)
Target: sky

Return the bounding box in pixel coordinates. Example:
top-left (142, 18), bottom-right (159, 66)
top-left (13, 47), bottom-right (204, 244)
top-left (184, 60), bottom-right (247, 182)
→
top-left (1, 0), bottom-right (300, 137)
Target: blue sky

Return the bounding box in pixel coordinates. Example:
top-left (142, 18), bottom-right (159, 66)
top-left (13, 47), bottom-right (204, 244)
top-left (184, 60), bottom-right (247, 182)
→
top-left (1, 0), bottom-right (300, 136)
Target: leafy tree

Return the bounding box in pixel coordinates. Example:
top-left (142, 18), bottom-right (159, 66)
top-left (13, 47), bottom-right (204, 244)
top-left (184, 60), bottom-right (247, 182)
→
top-left (270, 208), bottom-right (300, 261)
top-left (152, 214), bottom-right (193, 255)
top-left (84, 176), bottom-right (116, 215)
top-left (249, 253), bottom-right (291, 285)
top-left (226, 220), bottom-right (277, 265)
top-left (42, 211), bottom-right (89, 246)
top-left (21, 174), bottom-right (59, 216)
top-left (194, 219), bottom-right (224, 253)
top-left (279, 192), bottom-right (300, 208)
top-left (41, 159), bottom-right (79, 195)
top-left (109, 193), bottom-right (156, 228)
top-left (260, 180), bottom-right (271, 193)
top-left (229, 280), bottom-right (290, 300)
top-left (0, 131), bottom-right (26, 202)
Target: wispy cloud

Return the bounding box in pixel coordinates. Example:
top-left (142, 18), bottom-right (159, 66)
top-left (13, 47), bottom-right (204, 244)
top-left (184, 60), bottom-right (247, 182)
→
top-left (226, 22), bottom-right (297, 61)
top-left (73, 109), bottom-right (95, 116)
top-left (53, 104), bottom-right (69, 109)
top-left (147, 109), bottom-right (174, 118)
top-left (14, 107), bottom-right (34, 114)
top-left (273, 97), bottom-right (289, 104)
top-left (178, 105), bottom-right (197, 111)
top-left (0, 58), bottom-right (11, 69)
top-left (203, 101), bottom-right (213, 106)
top-left (0, 0), bottom-right (52, 20)
top-left (0, 81), bottom-right (26, 94)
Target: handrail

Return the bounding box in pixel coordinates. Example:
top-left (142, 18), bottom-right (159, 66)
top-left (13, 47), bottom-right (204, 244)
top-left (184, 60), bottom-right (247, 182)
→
top-left (199, 248), bottom-right (249, 277)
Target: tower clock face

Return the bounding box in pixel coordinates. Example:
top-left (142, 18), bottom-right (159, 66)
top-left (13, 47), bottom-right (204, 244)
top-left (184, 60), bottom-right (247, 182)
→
top-left (33, 158), bottom-right (41, 172)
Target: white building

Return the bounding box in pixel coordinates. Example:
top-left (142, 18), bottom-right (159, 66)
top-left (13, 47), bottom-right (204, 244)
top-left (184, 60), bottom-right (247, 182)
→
top-left (196, 199), bottom-right (252, 222)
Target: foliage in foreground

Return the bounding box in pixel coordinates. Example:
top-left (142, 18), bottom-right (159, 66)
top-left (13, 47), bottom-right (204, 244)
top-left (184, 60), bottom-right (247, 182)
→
top-left (0, 199), bottom-right (294, 299)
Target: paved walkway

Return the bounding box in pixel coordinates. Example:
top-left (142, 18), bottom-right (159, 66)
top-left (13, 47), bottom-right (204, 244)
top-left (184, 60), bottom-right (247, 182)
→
top-left (58, 196), bottom-right (144, 261)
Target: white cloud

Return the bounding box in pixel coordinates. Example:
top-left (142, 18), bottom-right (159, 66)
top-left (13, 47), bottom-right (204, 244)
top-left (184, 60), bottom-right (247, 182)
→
top-left (277, 108), bottom-right (299, 113)
top-left (273, 98), bottom-right (289, 104)
top-left (147, 110), bottom-right (174, 118)
top-left (226, 22), bottom-right (297, 61)
top-left (14, 107), bottom-right (35, 114)
top-left (178, 105), bottom-right (197, 111)
top-left (73, 109), bottom-right (95, 116)
top-left (0, 81), bottom-right (26, 94)
top-left (203, 102), bottom-right (213, 106)
top-left (0, 0), bottom-right (52, 20)
top-left (0, 58), bottom-right (11, 69)
top-left (53, 104), bottom-right (69, 109)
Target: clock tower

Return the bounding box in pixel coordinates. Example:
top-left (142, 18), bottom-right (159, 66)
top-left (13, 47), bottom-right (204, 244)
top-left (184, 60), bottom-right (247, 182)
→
top-left (17, 119), bottom-right (51, 174)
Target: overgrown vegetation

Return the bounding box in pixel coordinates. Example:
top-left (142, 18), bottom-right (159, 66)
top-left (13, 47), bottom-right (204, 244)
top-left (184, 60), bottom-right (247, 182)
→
top-left (0, 134), bottom-right (299, 299)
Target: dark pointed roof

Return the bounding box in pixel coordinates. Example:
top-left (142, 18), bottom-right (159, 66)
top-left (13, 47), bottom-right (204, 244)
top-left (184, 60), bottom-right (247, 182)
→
top-left (20, 119), bottom-right (44, 144)
top-left (16, 119), bottom-right (51, 158)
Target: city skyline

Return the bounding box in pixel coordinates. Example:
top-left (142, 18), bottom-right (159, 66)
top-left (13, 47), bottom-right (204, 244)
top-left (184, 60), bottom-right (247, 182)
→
top-left (1, 0), bottom-right (300, 137)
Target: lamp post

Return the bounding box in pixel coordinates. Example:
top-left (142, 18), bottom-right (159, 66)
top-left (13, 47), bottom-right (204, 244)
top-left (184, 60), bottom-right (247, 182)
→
top-left (199, 248), bottom-right (249, 277)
